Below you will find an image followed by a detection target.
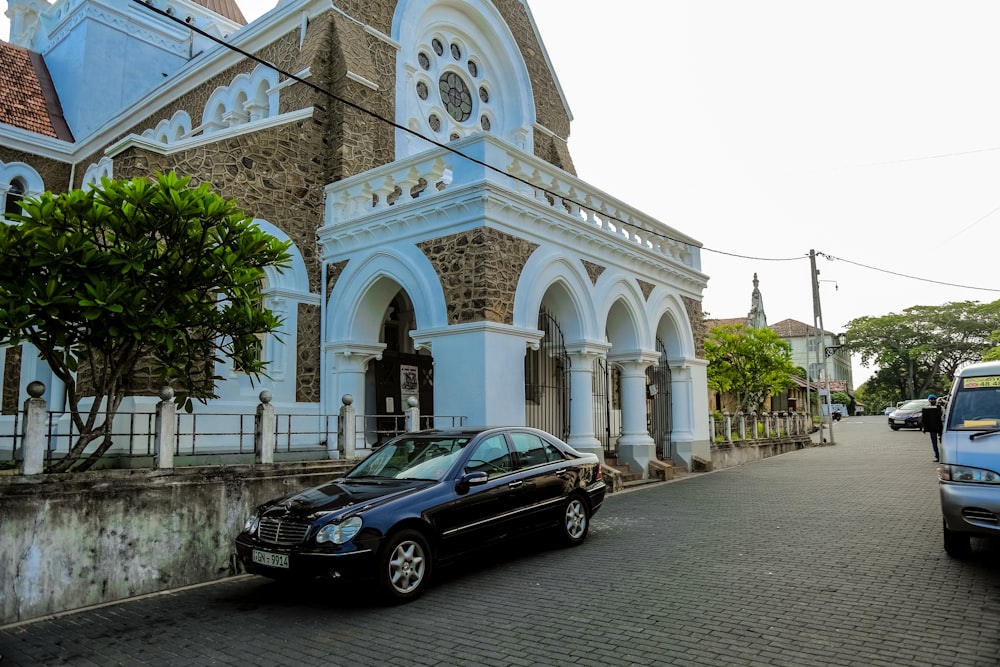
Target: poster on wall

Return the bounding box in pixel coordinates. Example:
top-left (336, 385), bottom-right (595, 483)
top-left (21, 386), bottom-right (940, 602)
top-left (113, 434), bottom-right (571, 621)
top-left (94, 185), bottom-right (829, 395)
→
top-left (401, 364), bottom-right (419, 408)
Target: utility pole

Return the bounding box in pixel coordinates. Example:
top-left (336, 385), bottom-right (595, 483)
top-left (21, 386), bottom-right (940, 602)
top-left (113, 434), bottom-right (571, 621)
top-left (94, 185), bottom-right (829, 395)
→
top-left (810, 250), bottom-right (835, 444)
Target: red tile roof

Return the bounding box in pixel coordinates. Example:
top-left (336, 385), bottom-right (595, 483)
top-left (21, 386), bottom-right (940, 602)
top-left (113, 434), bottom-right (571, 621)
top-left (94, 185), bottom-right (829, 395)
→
top-left (704, 317), bottom-right (747, 330)
top-left (0, 43), bottom-right (73, 140)
top-left (769, 318), bottom-right (833, 338)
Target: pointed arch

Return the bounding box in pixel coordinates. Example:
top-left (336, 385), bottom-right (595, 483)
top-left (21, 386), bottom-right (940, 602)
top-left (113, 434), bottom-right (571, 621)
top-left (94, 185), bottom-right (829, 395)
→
top-left (512, 248), bottom-right (596, 342)
top-left (647, 289), bottom-right (697, 361)
top-left (326, 245), bottom-right (448, 343)
top-left (594, 271), bottom-right (651, 352)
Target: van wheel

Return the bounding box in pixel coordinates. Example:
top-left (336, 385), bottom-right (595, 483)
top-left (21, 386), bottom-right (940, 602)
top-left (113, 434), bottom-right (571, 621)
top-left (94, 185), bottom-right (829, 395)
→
top-left (943, 522), bottom-right (971, 559)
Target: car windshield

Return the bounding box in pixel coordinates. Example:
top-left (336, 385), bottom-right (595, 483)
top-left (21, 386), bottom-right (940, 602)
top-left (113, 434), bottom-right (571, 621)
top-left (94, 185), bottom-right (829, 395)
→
top-left (346, 436), bottom-right (472, 480)
top-left (948, 379), bottom-right (1000, 430)
top-left (899, 400), bottom-right (928, 411)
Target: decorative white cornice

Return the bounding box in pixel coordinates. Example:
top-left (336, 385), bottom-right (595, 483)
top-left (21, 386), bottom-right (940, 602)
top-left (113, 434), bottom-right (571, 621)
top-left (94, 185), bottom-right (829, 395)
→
top-left (346, 72), bottom-right (380, 91)
top-left (265, 286), bottom-right (321, 306)
top-left (532, 122), bottom-right (567, 144)
top-left (104, 108), bottom-right (315, 158)
top-left (0, 124), bottom-right (76, 162)
top-left (411, 321), bottom-right (544, 353)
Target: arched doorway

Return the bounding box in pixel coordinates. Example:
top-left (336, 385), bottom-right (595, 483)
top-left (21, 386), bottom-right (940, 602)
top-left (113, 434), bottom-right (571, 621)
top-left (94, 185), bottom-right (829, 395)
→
top-left (370, 291), bottom-right (433, 441)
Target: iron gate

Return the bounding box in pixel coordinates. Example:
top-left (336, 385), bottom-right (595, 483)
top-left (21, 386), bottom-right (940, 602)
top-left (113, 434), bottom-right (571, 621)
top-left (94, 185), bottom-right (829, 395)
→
top-left (647, 336), bottom-right (673, 459)
top-left (593, 356), bottom-right (611, 453)
top-left (524, 308), bottom-right (569, 441)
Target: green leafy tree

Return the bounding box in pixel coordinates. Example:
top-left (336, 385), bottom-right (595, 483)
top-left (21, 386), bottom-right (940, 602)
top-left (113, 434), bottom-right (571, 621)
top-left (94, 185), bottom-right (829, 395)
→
top-left (705, 323), bottom-right (796, 413)
top-left (0, 172), bottom-right (292, 472)
top-left (846, 301), bottom-right (1000, 401)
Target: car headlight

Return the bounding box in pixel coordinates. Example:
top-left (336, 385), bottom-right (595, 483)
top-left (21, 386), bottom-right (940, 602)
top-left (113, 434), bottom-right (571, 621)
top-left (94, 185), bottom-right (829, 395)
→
top-left (243, 513), bottom-right (260, 535)
top-left (939, 464), bottom-right (1000, 483)
top-left (316, 516), bottom-right (363, 544)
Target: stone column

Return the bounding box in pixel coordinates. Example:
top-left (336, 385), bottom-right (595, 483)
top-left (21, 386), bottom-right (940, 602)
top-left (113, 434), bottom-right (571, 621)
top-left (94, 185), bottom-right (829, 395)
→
top-left (154, 386), bottom-right (176, 469)
top-left (329, 344), bottom-right (385, 455)
top-left (668, 358), bottom-right (711, 471)
top-left (404, 396), bottom-right (421, 432)
top-left (338, 394), bottom-right (356, 459)
top-left (610, 352), bottom-right (660, 478)
top-left (255, 391), bottom-right (276, 464)
top-left (20, 381), bottom-right (46, 476)
top-left (564, 343), bottom-right (610, 460)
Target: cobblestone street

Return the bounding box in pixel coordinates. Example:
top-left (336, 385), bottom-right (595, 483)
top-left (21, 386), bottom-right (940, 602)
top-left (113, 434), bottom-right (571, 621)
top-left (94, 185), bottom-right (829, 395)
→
top-left (2, 416), bottom-right (999, 666)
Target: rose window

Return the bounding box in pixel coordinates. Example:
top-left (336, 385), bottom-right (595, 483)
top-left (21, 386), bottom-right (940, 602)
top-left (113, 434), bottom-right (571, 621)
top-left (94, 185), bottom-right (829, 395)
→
top-left (414, 36), bottom-right (493, 136)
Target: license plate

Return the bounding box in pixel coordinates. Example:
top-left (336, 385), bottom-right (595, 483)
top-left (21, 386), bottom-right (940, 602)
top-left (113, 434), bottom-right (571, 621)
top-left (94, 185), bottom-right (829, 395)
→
top-left (252, 549), bottom-right (289, 569)
top-left (894, 419), bottom-right (907, 425)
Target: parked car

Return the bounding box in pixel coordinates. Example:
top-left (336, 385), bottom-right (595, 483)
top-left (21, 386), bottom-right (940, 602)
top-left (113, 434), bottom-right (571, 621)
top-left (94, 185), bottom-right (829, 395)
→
top-left (883, 406), bottom-right (895, 416)
top-left (888, 399), bottom-right (930, 430)
top-left (235, 426), bottom-right (606, 601)
top-left (938, 361), bottom-right (1000, 557)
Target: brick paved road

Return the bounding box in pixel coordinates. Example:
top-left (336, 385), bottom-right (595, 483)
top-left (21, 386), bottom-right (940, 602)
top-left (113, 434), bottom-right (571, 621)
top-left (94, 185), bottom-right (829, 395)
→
top-left (3, 416), bottom-right (999, 666)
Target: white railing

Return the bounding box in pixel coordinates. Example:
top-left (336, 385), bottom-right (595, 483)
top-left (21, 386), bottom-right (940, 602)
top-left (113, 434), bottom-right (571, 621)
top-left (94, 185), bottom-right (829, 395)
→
top-left (322, 134), bottom-right (701, 271)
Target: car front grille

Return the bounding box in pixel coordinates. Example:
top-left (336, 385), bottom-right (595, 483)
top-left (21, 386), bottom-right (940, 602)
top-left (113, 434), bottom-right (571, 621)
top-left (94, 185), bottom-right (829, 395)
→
top-left (257, 517), bottom-right (311, 545)
top-left (962, 507), bottom-right (999, 525)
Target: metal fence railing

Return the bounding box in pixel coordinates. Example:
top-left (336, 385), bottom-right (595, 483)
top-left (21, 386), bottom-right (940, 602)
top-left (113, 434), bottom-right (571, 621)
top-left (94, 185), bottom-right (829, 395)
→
top-left (1, 390), bottom-right (467, 472)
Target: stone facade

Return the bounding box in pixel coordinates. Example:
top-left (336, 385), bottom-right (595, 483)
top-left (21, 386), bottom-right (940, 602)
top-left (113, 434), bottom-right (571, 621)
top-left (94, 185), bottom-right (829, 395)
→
top-left (1, 0), bottom-right (711, 476)
top-left (418, 228), bottom-right (539, 325)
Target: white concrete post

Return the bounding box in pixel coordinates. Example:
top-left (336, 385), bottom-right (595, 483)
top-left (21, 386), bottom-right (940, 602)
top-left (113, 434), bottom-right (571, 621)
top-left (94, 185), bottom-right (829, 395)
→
top-left (613, 354), bottom-right (659, 476)
top-left (763, 412), bottom-right (771, 438)
top-left (154, 386), bottom-right (176, 469)
top-left (255, 390), bottom-right (276, 464)
top-left (405, 396), bottom-right (420, 432)
top-left (338, 394), bottom-right (356, 459)
top-left (724, 412), bottom-right (732, 443)
top-left (565, 346), bottom-right (609, 460)
top-left (20, 381), bottom-right (46, 476)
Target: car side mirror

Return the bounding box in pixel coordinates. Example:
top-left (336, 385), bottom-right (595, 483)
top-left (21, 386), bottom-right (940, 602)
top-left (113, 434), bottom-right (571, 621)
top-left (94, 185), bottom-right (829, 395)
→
top-left (456, 471), bottom-right (489, 493)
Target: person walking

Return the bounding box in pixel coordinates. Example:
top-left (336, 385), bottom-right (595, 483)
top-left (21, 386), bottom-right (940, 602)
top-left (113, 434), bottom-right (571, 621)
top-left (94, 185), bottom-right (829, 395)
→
top-left (922, 395), bottom-right (944, 462)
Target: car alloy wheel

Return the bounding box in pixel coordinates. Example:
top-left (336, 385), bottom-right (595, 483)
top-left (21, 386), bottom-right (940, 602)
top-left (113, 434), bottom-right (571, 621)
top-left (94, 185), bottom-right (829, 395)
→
top-left (378, 529), bottom-right (431, 602)
top-left (560, 495), bottom-right (590, 546)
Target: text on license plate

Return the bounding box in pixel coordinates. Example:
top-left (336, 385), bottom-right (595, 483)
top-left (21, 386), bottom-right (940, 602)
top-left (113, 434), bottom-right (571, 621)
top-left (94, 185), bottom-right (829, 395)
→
top-left (252, 549), bottom-right (289, 569)
top-left (894, 419), bottom-right (907, 424)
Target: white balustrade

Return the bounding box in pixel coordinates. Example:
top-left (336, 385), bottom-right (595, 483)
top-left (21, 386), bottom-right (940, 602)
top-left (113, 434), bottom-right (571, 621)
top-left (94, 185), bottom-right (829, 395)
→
top-left (323, 136), bottom-right (700, 271)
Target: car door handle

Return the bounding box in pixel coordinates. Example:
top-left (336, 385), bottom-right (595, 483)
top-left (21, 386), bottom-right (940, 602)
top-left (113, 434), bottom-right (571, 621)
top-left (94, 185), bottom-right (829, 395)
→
top-left (507, 480), bottom-right (524, 489)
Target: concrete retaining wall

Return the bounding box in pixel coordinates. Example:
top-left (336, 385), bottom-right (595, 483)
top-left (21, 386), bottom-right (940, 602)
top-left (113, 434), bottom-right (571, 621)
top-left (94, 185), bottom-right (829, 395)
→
top-left (0, 462), bottom-right (352, 626)
top-left (710, 436), bottom-right (813, 470)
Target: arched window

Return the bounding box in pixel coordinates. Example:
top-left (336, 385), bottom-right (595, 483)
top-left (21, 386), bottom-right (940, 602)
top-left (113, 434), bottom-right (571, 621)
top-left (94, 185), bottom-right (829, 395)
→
top-left (4, 179), bottom-right (25, 219)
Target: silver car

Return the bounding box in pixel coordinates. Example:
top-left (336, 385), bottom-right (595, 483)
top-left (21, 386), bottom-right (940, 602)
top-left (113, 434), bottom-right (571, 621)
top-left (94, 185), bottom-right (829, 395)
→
top-left (938, 361), bottom-right (1000, 558)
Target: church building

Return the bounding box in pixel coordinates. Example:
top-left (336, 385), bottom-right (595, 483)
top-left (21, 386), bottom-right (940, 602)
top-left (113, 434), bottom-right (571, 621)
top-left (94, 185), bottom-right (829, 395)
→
top-left (0, 0), bottom-right (711, 475)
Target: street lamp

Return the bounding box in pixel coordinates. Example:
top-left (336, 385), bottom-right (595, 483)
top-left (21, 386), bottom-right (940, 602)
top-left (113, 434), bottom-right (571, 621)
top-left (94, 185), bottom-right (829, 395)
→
top-left (824, 332), bottom-right (847, 357)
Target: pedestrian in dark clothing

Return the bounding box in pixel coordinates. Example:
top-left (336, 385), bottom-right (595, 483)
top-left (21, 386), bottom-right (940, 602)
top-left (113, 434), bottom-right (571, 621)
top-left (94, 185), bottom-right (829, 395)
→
top-left (922, 395), bottom-right (944, 462)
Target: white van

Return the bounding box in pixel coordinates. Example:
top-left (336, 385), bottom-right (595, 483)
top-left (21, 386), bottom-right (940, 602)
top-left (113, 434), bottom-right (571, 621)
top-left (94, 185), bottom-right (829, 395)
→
top-left (938, 360), bottom-right (1000, 557)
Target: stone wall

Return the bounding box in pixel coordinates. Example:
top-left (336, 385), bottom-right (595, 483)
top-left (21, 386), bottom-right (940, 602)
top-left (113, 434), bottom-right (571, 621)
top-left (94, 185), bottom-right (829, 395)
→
top-left (0, 461), bottom-right (352, 625)
top-left (418, 228), bottom-right (539, 325)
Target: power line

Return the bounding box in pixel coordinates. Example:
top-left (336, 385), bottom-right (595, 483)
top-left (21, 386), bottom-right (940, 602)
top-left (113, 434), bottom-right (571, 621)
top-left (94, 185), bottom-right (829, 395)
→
top-left (816, 252), bottom-right (1000, 293)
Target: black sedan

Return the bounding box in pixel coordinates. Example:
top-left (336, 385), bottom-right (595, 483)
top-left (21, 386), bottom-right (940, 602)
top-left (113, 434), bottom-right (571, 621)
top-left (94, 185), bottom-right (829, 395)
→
top-left (235, 426), bottom-right (606, 602)
top-left (888, 399), bottom-right (930, 430)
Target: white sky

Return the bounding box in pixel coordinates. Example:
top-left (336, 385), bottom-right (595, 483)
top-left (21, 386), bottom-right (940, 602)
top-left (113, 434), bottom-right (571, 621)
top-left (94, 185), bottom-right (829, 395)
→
top-left (6, 1), bottom-right (1000, 386)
